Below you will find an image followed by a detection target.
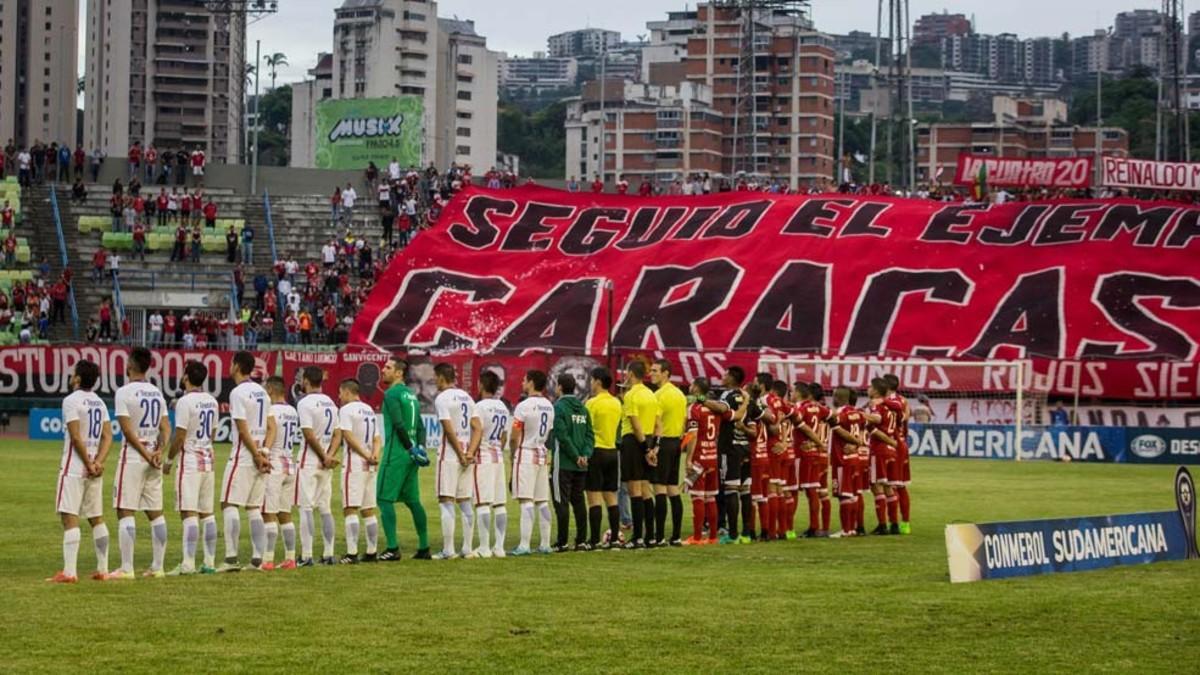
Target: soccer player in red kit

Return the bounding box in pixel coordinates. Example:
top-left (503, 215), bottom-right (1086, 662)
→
top-left (765, 379), bottom-right (796, 540)
top-left (792, 383), bottom-right (831, 537)
top-left (865, 378), bottom-right (902, 535)
top-left (746, 384), bottom-right (775, 541)
top-left (883, 374), bottom-right (912, 534)
top-left (829, 387), bottom-right (868, 537)
top-left (682, 379), bottom-right (722, 545)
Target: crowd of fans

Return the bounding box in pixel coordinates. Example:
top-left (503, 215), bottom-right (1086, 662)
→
top-left (0, 258), bottom-right (74, 343)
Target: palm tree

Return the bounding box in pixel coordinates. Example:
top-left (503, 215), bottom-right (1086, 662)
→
top-left (265, 53), bottom-right (288, 91)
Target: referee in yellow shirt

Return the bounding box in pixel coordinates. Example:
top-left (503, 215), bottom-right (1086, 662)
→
top-left (584, 367), bottom-right (622, 549)
top-left (650, 359), bottom-right (687, 546)
top-left (620, 360), bottom-right (661, 549)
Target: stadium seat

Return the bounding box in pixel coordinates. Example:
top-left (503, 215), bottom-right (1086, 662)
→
top-left (78, 215), bottom-right (112, 233)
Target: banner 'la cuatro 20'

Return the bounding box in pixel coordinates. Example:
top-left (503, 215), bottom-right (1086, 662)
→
top-left (350, 187), bottom-right (1200, 398)
top-left (954, 154), bottom-right (1093, 189)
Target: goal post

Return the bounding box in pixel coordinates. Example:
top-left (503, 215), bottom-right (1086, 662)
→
top-left (757, 356), bottom-right (1033, 461)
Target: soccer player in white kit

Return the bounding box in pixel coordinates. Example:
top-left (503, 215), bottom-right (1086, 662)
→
top-left (111, 347), bottom-right (171, 579)
top-left (49, 360), bottom-right (113, 584)
top-left (473, 370), bottom-right (510, 558)
top-left (432, 363), bottom-right (481, 560)
top-left (332, 379), bottom-right (382, 564)
top-left (295, 366), bottom-right (341, 566)
top-left (165, 360), bottom-right (219, 575)
top-left (510, 370), bottom-right (556, 556)
top-left (219, 351), bottom-right (275, 572)
top-left (263, 376), bottom-right (300, 570)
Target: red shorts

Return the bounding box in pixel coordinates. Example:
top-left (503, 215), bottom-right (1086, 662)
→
top-left (870, 444), bottom-right (896, 485)
top-left (750, 458), bottom-right (772, 498)
top-left (770, 450), bottom-right (793, 485)
top-left (801, 451), bottom-right (829, 490)
top-left (691, 467), bottom-right (718, 498)
top-left (835, 462), bottom-right (862, 498)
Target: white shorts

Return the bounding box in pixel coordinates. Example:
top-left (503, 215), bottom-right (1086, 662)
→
top-left (512, 462), bottom-right (550, 503)
top-left (297, 467), bottom-right (332, 511)
top-left (175, 467), bottom-right (214, 514)
top-left (113, 459), bottom-right (163, 512)
top-left (341, 469), bottom-right (377, 510)
top-left (192, 165), bottom-right (204, 176)
top-left (436, 459), bottom-right (472, 500)
top-left (221, 462), bottom-right (266, 508)
top-left (56, 473), bottom-right (103, 518)
top-left (472, 463), bottom-right (507, 506)
top-left (265, 471), bottom-right (297, 514)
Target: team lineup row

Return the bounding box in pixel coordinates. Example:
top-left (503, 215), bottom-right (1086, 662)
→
top-left (48, 349), bottom-right (914, 583)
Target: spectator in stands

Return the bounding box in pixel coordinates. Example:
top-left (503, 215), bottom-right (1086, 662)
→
top-left (73, 146), bottom-right (85, 181)
top-left (160, 150), bottom-right (173, 185)
top-left (241, 222), bottom-right (254, 265)
top-left (179, 191), bottom-right (192, 226)
top-left (321, 239), bottom-right (337, 269)
top-left (358, 239), bottom-right (372, 277)
top-left (85, 318), bottom-right (98, 343)
top-left (275, 276), bottom-right (290, 317)
top-left (190, 147), bottom-right (205, 185)
top-left (133, 192), bottom-right (146, 226)
top-left (92, 246), bottom-right (107, 283)
top-left (259, 310), bottom-right (274, 344)
top-left (121, 313), bottom-right (132, 345)
top-left (109, 192), bottom-right (123, 232)
top-left (98, 299), bottom-right (113, 342)
top-left (30, 142), bottom-right (45, 184)
top-left (167, 189), bottom-right (179, 223)
top-left (233, 264), bottom-right (245, 306)
top-left (388, 157), bottom-right (401, 182)
top-left (16, 147), bottom-right (31, 187)
top-left (89, 147), bottom-right (104, 183)
top-left (330, 186), bottom-right (343, 226)
top-left (19, 322), bottom-right (31, 344)
top-left (170, 223), bottom-right (186, 262)
top-left (122, 199), bottom-right (136, 232)
top-left (191, 189), bottom-right (204, 228)
top-left (128, 176), bottom-right (142, 198)
top-left (253, 271), bottom-right (268, 310)
top-left (342, 182), bottom-right (358, 224)
top-left (204, 197), bottom-right (218, 229)
top-left (190, 226), bottom-right (202, 263)
top-left (298, 308), bottom-right (314, 345)
top-left (57, 144), bottom-right (70, 182)
top-left (155, 189), bottom-right (168, 227)
top-left (108, 251), bottom-right (120, 280)
top-left (36, 257), bottom-right (49, 280)
top-left (365, 161), bottom-right (379, 192)
top-left (286, 286), bottom-right (301, 317)
top-left (283, 310), bottom-right (299, 345)
top-left (163, 310), bottom-right (177, 347)
top-left (148, 309), bottom-right (163, 347)
top-left (225, 224), bottom-right (238, 263)
top-left (1, 200), bottom-right (13, 231)
top-left (3, 231), bottom-right (15, 268)
top-left (322, 303), bottom-right (338, 343)
top-left (128, 142), bottom-right (142, 179)
top-left (175, 150), bottom-right (187, 186)
top-left (144, 145), bottom-right (157, 183)
top-left (71, 178), bottom-right (87, 203)
top-left (132, 222), bottom-right (146, 262)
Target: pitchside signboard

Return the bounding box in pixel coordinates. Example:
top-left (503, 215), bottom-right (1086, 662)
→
top-left (945, 468), bottom-right (1198, 582)
top-left (907, 424), bottom-right (1200, 464)
top-left (314, 96), bottom-right (423, 170)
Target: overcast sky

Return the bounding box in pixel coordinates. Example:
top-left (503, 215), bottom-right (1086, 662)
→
top-left (78, 1), bottom-right (1169, 85)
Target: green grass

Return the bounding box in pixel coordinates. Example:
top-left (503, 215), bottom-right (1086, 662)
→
top-left (1, 439), bottom-right (1197, 673)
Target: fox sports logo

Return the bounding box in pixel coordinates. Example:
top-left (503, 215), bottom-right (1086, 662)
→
top-left (1129, 434), bottom-right (1167, 460)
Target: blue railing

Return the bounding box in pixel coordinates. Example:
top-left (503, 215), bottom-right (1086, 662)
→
top-left (229, 274), bottom-right (240, 320)
top-left (263, 189), bottom-right (278, 262)
top-left (111, 271), bottom-right (125, 324)
top-left (48, 186), bottom-right (80, 340)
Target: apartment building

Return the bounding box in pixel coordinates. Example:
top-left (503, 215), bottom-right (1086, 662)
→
top-left (548, 28), bottom-right (620, 58)
top-left (83, 0), bottom-right (245, 162)
top-left (0, 0), bottom-right (78, 148)
top-left (436, 18), bottom-right (498, 172)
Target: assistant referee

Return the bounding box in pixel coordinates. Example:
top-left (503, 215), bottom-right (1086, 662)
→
top-left (620, 360), bottom-right (661, 549)
top-left (649, 359), bottom-right (687, 546)
top-left (585, 367), bottom-right (622, 549)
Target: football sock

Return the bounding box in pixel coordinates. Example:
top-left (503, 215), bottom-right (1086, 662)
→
top-left (820, 496), bottom-right (832, 532)
top-left (281, 522), bottom-right (296, 561)
top-left (897, 486), bottom-right (911, 521)
top-left (150, 516), bottom-right (168, 571)
top-left (537, 502), bottom-right (552, 548)
top-left (62, 527), bottom-right (80, 578)
top-left (264, 522), bottom-right (279, 563)
top-left (644, 497), bottom-right (657, 543)
top-left (93, 523), bottom-right (110, 575)
top-left (363, 516), bottom-right (378, 555)
top-left (607, 505), bottom-right (620, 544)
top-left (182, 517), bottom-right (198, 568)
top-left (669, 495), bottom-right (684, 541)
top-left (519, 502), bottom-right (534, 550)
top-left (740, 492), bottom-right (753, 537)
top-left (493, 506), bottom-right (508, 550)
top-left (222, 506), bottom-right (240, 561)
top-left (320, 511), bottom-right (335, 558)
top-left (118, 516), bottom-right (136, 572)
top-left (299, 508), bottom-right (314, 558)
top-left (439, 502), bottom-right (456, 556)
top-left (589, 506), bottom-right (603, 545)
top-left (887, 495), bottom-right (899, 525)
top-left (856, 496), bottom-right (866, 531)
top-left (406, 499), bottom-right (429, 550)
top-left (345, 515), bottom-right (360, 556)
top-left (756, 498), bottom-right (768, 538)
top-left (725, 492), bottom-right (740, 538)
top-left (248, 510), bottom-right (266, 562)
top-left (459, 502), bottom-right (475, 554)
top-left (705, 500), bottom-right (718, 538)
top-left (654, 494), bottom-right (668, 542)
top-left (874, 494), bottom-right (886, 526)
top-left (202, 516), bottom-right (217, 567)
top-left (378, 500), bottom-right (398, 550)
top-left (839, 498), bottom-right (854, 532)
top-left (630, 495), bottom-right (644, 542)
top-left (476, 506), bottom-right (492, 553)
top-left (807, 489), bottom-right (820, 530)
top-left (691, 498), bottom-right (705, 539)
top-left (784, 494), bottom-right (797, 533)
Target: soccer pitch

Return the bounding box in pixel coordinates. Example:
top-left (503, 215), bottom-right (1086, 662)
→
top-left (2, 440), bottom-right (1196, 673)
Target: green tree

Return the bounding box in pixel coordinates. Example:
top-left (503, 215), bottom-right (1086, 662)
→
top-left (254, 85), bottom-right (292, 166)
top-left (265, 53), bottom-right (288, 91)
top-left (497, 101), bottom-right (566, 178)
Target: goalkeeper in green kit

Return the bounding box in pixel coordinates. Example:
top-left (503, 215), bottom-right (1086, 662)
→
top-left (376, 356), bottom-right (432, 560)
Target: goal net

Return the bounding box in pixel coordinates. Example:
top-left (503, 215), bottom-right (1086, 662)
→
top-left (758, 357), bottom-right (1039, 461)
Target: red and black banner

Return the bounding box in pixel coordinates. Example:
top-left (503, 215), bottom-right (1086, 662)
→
top-left (349, 187), bottom-right (1200, 400)
top-left (954, 154), bottom-right (1093, 189)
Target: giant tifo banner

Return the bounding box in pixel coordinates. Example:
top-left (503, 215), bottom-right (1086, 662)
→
top-left (954, 154), bottom-right (1093, 189)
top-left (314, 96), bottom-right (423, 170)
top-left (350, 187), bottom-right (1200, 400)
top-left (0, 346), bottom-right (277, 405)
top-left (1102, 156), bottom-right (1200, 192)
